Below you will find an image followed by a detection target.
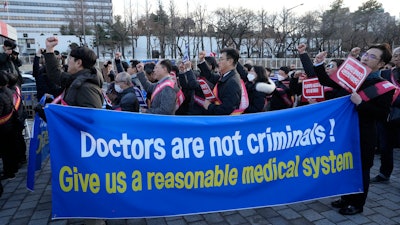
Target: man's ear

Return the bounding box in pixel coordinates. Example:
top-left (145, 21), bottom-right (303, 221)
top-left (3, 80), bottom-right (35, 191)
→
top-left (76, 58), bottom-right (83, 68)
top-left (378, 61), bottom-right (386, 69)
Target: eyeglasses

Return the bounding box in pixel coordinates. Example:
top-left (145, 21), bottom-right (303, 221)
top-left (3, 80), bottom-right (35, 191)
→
top-left (326, 64), bottom-right (335, 69)
top-left (218, 57), bottom-right (229, 62)
top-left (362, 52), bottom-right (380, 61)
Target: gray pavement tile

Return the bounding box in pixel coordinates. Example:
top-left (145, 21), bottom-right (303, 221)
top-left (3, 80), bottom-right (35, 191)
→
top-left (243, 214), bottom-right (270, 225)
top-left (31, 210), bottom-right (52, 220)
top-left (184, 214), bottom-right (203, 222)
top-left (202, 213), bottom-right (225, 224)
top-left (298, 209), bottom-right (324, 222)
top-left (28, 218), bottom-right (53, 225)
top-left (164, 218), bottom-right (187, 225)
top-left (0, 216), bottom-right (11, 224)
top-left (265, 216), bottom-right (291, 225)
top-left (185, 220), bottom-right (209, 225)
top-left (320, 210), bottom-right (347, 224)
top-left (255, 208), bottom-right (279, 218)
top-left (371, 206), bottom-right (398, 218)
top-left (126, 218), bottom-right (148, 225)
top-left (13, 207), bottom-right (35, 219)
top-left (48, 220), bottom-right (68, 225)
top-left (237, 209), bottom-right (257, 217)
top-left (224, 213), bottom-right (247, 225)
top-left (306, 201), bottom-right (332, 213)
top-left (107, 219), bottom-right (128, 225)
top-left (2, 200), bottom-right (21, 209)
top-left (146, 217), bottom-right (167, 225)
top-left (312, 219), bottom-right (336, 225)
top-left (336, 221), bottom-right (358, 225)
top-left (0, 207), bottom-right (18, 217)
top-left (288, 202), bottom-right (309, 211)
top-left (276, 208), bottom-right (301, 220)
top-left (286, 217), bottom-right (314, 225)
top-left (347, 213), bottom-right (372, 224)
top-left (9, 217), bottom-right (31, 225)
top-left (368, 214), bottom-right (398, 225)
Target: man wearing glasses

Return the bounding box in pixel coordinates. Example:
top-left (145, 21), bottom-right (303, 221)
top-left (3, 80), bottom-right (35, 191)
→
top-left (201, 48), bottom-right (242, 115)
top-left (314, 44), bottom-right (395, 215)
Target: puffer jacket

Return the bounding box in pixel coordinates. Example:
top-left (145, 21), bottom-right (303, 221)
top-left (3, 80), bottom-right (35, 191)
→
top-left (45, 53), bottom-right (104, 108)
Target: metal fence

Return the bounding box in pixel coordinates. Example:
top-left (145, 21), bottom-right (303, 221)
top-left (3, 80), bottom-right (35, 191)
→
top-left (19, 56), bottom-right (307, 71)
top-left (21, 91), bottom-right (38, 119)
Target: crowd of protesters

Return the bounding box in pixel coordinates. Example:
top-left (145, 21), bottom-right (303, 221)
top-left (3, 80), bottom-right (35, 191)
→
top-left (1, 35), bottom-right (400, 219)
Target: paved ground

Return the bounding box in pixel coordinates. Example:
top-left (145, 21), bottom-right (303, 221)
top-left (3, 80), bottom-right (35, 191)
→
top-left (0, 122), bottom-right (399, 225)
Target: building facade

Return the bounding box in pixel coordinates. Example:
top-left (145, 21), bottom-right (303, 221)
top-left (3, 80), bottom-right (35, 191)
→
top-left (0, 0), bottom-right (113, 55)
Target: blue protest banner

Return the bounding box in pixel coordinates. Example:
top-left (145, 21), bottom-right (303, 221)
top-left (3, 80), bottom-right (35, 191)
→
top-left (45, 96), bottom-right (362, 219)
top-left (27, 114), bottom-right (50, 191)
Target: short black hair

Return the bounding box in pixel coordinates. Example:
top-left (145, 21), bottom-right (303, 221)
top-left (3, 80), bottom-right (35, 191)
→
top-left (243, 63), bottom-right (252, 71)
top-left (144, 62), bottom-right (155, 74)
top-left (159, 59), bottom-right (172, 73)
top-left (3, 39), bottom-right (16, 49)
top-left (69, 46), bottom-right (97, 69)
top-left (368, 43), bottom-right (392, 65)
top-left (122, 61), bottom-right (129, 71)
top-left (130, 60), bottom-right (140, 68)
top-left (205, 56), bottom-right (217, 70)
top-left (220, 48), bottom-right (239, 65)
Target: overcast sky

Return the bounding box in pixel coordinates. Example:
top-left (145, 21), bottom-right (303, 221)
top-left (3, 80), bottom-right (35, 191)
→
top-left (113, 0), bottom-right (399, 18)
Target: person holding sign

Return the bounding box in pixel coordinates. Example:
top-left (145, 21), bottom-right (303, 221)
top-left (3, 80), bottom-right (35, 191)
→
top-left (191, 52), bottom-right (217, 115)
top-left (371, 47), bottom-right (400, 183)
top-left (312, 44), bottom-right (395, 215)
top-left (297, 44), bottom-right (348, 101)
top-left (201, 48), bottom-right (245, 115)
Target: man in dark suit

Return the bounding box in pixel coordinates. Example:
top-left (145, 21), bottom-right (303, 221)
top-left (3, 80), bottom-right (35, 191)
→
top-left (201, 48), bottom-right (242, 115)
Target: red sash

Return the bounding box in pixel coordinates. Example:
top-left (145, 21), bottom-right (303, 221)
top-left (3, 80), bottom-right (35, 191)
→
top-left (358, 80), bottom-right (396, 102)
top-left (1, 86), bottom-right (22, 125)
top-left (151, 79), bottom-right (185, 111)
top-left (212, 79), bottom-right (249, 115)
top-left (52, 90), bottom-right (68, 105)
top-left (390, 72), bottom-right (400, 104)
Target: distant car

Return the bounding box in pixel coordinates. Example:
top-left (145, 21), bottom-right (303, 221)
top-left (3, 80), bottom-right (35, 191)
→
top-left (22, 73), bottom-right (35, 85)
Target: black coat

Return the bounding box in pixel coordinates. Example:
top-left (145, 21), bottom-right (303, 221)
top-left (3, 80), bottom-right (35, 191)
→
top-left (202, 67), bottom-right (242, 115)
top-left (315, 63), bottom-right (394, 170)
top-left (45, 53), bottom-right (104, 108)
top-left (113, 86), bottom-right (139, 112)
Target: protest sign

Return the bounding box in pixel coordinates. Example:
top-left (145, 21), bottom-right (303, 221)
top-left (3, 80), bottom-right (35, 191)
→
top-left (45, 97), bottom-right (362, 219)
top-left (27, 114), bottom-right (50, 191)
top-left (331, 57), bottom-right (371, 92)
top-left (302, 78), bottom-right (324, 99)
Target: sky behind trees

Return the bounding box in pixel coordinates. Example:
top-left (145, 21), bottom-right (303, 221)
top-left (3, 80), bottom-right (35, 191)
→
top-left (113, 0), bottom-right (398, 18)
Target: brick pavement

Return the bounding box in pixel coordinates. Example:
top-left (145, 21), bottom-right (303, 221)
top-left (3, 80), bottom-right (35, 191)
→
top-left (1, 135), bottom-right (399, 225)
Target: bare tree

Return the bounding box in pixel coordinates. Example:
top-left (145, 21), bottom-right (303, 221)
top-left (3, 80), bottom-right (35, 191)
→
top-left (214, 7), bottom-right (256, 51)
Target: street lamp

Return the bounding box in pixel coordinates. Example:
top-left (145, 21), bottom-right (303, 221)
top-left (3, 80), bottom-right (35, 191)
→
top-left (80, 0), bottom-right (86, 46)
top-left (283, 3), bottom-right (304, 65)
